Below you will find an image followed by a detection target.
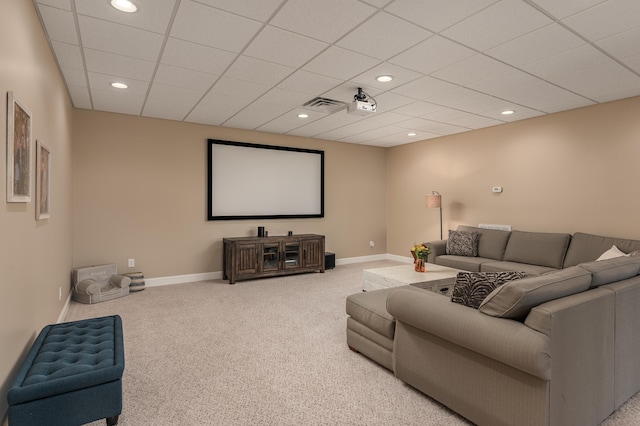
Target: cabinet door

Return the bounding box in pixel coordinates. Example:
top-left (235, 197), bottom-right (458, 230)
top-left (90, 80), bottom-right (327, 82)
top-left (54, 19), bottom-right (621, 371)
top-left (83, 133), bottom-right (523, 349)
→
top-left (261, 243), bottom-right (280, 272)
top-left (283, 241), bottom-right (300, 270)
top-left (302, 238), bottom-right (324, 269)
top-left (236, 243), bottom-right (259, 276)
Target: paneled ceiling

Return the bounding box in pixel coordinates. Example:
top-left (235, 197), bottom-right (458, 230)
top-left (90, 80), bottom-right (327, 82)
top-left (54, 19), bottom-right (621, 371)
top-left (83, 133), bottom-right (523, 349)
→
top-left (34, 0), bottom-right (640, 147)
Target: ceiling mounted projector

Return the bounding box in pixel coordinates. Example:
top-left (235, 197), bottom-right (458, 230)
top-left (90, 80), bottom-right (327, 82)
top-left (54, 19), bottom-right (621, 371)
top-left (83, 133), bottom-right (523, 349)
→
top-left (347, 87), bottom-right (377, 116)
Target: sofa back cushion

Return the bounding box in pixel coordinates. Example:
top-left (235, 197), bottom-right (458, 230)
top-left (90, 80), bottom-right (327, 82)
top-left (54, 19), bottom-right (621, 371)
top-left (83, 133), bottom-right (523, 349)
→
top-left (563, 232), bottom-right (640, 268)
top-left (457, 225), bottom-right (511, 260)
top-left (578, 255), bottom-right (640, 288)
top-left (503, 230), bottom-right (571, 269)
top-left (478, 266), bottom-right (592, 320)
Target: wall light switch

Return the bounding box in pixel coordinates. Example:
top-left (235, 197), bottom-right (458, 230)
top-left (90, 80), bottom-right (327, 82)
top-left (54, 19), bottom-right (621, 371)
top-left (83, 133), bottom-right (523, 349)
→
top-left (492, 186), bottom-right (503, 193)
top-left (128, 258), bottom-right (135, 267)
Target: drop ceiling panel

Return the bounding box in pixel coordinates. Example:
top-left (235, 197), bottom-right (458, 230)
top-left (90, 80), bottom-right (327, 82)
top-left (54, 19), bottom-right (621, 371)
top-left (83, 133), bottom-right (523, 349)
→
top-left (91, 89), bottom-right (145, 115)
top-left (210, 77), bottom-right (270, 101)
top-left (256, 108), bottom-right (326, 134)
top-left (78, 15), bottom-right (164, 61)
top-left (143, 83), bottom-right (202, 120)
top-left (243, 26), bottom-right (328, 68)
top-left (260, 88), bottom-right (319, 108)
top-left (51, 41), bottom-right (83, 69)
top-left (287, 113), bottom-right (364, 138)
top-left (550, 61), bottom-right (640, 102)
top-left (442, 1), bottom-right (552, 51)
top-left (392, 101), bottom-right (444, 117)
top-left (277, 70), bottom-right (342, 96)
top-left (223, 101), bottom-right (293, 130)
top-left (37, 5), bottom-right (78, 44)
top-left (303, 47), bottom-right (381, 81)
top-left (170, 1), bottom-right (262, 52)
top-left (225, 56), bottom-right (294, 86)
top-left (391, 76), bottom-right (459, 101)
top-left (153, 64), bottom-right (218, 91)
top-left (336, 12), bottom-right (432, 60)
top-left (160, 38), bottom-right (236, 75)
top-left (36, 0), bottom-right (71, 10)
top-left (529, 0), bottom-right (607, 19)
top-left (423, 109), bottom-right (503, 129)
top-left (389, 36), bottom-right (475, 75)
top-left (523, 44), bottom-right (612, 83)
top-left (60, 66), bottom-right (87, 88)
top-left (270, 0), bottom-right (376, 43)
top-left (195, 0), bottom-right (284, 21)
top-left (385, 0), bottom-right (499, 32)
top-left (84, 49), bottom-right (156, 81)
top-left (68, 85), bottom-right (91, 108)
top-left (431, 54), bottom-right (512, 86)
top-left (75, 0), bottom-right (176, 34)
top-left (185, 92), bottom-right (253, 126)
top-left (486, 23), bottom-right (585, 67)
top-left (562, 0), bottom-right (640, 41)
top-left (596, 27), bottom-right (640, 60)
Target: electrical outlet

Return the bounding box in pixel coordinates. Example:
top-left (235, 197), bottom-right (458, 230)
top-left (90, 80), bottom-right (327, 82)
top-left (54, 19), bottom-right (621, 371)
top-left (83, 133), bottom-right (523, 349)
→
top-left (128, 258), bottom-right (135, 268)
top-left (369, 240), bottom-right (375, 247)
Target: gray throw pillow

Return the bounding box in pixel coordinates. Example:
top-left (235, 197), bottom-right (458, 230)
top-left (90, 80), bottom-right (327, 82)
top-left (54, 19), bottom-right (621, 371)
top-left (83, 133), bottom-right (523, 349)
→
top-left (451, 271), bottom-right (527, 309)
top-left (446, 230), bottom-right (480, 257)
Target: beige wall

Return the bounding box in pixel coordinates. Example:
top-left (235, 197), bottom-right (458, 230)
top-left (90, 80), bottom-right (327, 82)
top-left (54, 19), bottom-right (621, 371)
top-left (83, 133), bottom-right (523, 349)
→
top-left (387, 96), bottom-right (640, 256)
top-left (72, 110), bottom-right (388, 278)
top-left (0, 0), bottom-right (74, 419)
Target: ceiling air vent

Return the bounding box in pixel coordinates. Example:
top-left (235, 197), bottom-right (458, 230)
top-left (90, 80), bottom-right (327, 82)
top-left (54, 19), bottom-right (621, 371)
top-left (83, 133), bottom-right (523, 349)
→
top-left (300, 97), bottom-right (347, 114)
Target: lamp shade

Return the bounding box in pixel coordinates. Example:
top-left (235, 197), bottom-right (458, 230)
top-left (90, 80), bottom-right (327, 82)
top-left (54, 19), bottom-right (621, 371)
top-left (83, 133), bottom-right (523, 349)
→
top-left (425, 193), bottom-right (441, 208)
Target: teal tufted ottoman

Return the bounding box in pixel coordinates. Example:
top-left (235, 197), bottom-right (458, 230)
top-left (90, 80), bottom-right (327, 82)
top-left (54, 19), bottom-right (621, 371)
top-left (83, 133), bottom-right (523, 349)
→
top-left (7, 315), bottom-right (125, 426)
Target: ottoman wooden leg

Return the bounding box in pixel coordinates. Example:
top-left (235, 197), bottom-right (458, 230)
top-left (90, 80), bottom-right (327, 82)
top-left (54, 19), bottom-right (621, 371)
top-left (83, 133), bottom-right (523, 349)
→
top-left (107, 415), bottom-right (119, 425)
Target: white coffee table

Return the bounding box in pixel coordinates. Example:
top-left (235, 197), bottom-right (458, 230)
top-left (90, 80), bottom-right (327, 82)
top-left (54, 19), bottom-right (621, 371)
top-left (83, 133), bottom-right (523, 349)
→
top-left (362, 263), bottom-right (462, 294)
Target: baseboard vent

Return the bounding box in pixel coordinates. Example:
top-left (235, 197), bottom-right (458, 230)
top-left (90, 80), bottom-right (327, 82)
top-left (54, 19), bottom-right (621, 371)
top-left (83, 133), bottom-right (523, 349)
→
top-left (479, 224), bottom-right (512, 231)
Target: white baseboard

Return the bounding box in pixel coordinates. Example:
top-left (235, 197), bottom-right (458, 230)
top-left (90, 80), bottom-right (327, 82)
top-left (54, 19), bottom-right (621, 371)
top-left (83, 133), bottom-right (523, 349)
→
top-left (57, 293), bottom-right (72, 323)
top-left (145, 271), bottom-right (223, 287)
top-left (131, 254), bottom-right (414, 288)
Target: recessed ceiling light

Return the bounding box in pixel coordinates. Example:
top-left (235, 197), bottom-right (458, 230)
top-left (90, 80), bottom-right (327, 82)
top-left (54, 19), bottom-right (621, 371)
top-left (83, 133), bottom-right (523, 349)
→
top-left (110, 0), bottom-right (137, 13)
top-left (501, 110), bottom-right (515, 115)
top-left (297, 113), bottom-right (309, 119)
top-left (111, 82), bottom-right (128, 89)
top-left (376, 75), bottom-right (393, 83)
top-left (408, 132), bottom-right (417, 137)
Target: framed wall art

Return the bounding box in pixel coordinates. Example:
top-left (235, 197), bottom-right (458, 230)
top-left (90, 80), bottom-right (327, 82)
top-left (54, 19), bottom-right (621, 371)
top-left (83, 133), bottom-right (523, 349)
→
top-left (6, 91), bottom-right (32, 202)
top-left (36, 140), bottom-right (51, 220)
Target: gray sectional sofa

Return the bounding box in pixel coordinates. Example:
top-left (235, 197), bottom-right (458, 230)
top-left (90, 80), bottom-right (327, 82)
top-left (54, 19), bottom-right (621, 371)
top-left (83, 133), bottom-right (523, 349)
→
top-left (346, 227), bottom-right (640, 426)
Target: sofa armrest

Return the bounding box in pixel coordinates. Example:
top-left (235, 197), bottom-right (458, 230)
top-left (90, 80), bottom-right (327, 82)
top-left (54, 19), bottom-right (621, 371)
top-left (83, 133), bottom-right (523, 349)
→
top-left (387, 288), bottom-right (550, 379)
top-left (524, 287), bottom-right (615, 424)
top-left (109, 275), bottom-right (131, 288)
top-left (425, 240), bottom-right (447, 264)
top-left (75, 279), bottom-right (101, 295)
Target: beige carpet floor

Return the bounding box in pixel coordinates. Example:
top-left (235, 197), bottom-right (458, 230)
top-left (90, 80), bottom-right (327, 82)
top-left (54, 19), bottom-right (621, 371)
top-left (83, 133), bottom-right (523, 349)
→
top-left (64, 261), bottom-right (640, 426)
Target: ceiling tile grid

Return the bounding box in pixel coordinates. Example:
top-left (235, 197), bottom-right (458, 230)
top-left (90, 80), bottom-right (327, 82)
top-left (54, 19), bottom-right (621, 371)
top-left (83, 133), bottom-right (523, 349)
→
top-left (32, 0), bottom-right (640, 147)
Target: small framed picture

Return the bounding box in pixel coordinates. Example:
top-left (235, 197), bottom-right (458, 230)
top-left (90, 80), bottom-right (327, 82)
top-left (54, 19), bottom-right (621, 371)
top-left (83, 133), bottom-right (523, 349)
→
top-left (36, 140), bottom-right (51, 220)
top-left (6, 91), bottom-right (32, 203)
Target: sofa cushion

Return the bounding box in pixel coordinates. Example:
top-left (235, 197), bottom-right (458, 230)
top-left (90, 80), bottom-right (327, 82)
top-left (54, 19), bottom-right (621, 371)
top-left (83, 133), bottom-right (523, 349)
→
top-left (478, 266), bottom-right (592, 320)
top-left (435, 255), bottom-right (488, 272)
top-left (446, 230), bottom-right (480, 257)
top-left (451, 271), bottom-right (526, 309)
top-left (503, 230), bottom-right (571, 269)
top-left (563, 232), bottom-right (640, 268)
top-left (457, 225), bottom-right (511, 260)
top-left (480, 260), bottom-right (557, 277)
top-left (578, 256), bottom-right (640, 288)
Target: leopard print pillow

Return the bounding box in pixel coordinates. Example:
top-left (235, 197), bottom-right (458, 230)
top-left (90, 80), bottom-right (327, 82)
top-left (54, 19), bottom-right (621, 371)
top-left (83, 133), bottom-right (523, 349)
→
top-left (451, 271), bottom-right (527, 309)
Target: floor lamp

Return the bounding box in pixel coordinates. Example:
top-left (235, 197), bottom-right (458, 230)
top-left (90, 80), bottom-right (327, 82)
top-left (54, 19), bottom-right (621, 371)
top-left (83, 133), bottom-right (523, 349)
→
top-left (425, 191), bottom-right (442, 240)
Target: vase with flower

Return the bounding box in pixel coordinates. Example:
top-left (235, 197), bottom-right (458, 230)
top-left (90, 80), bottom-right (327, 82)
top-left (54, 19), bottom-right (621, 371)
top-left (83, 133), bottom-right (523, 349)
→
top-left (411, 243), bottom-right (431, 272)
